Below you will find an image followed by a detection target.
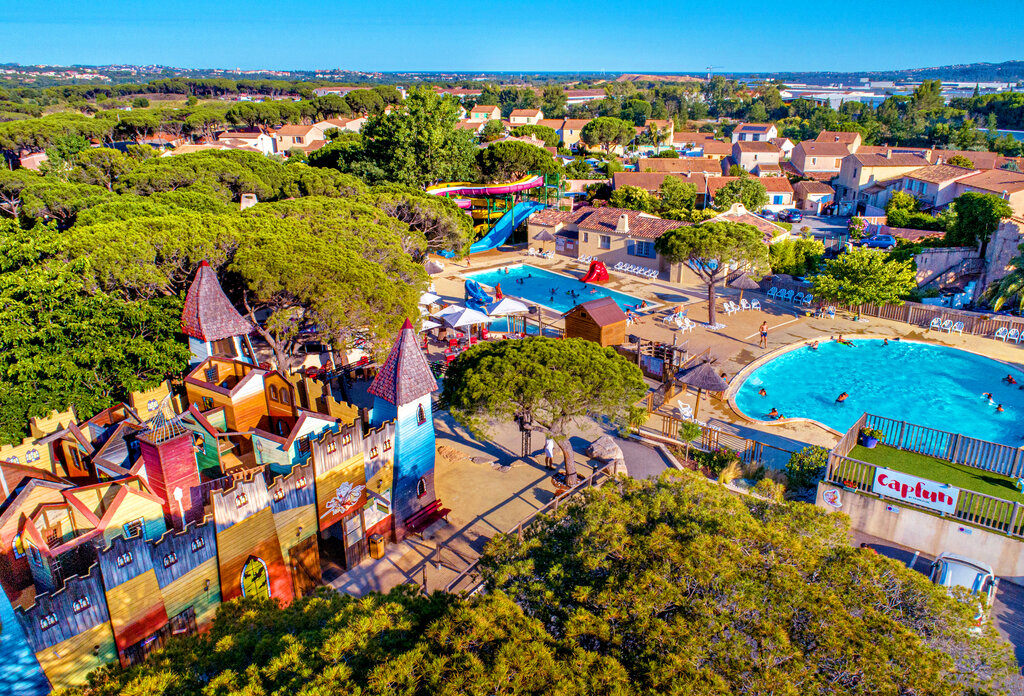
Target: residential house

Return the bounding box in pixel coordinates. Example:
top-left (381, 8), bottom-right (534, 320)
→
top-left (560, 119), bottom-right (591, 149)
top-left (320, 117), bottom-right (366, 133)
top-left (643, 119), bottom-right (675, 145)
top-left (731, 123), bottom-right (778, 143)
top-left (930, 149), bottom-right (1004, 170)
top-left (704, 176), bottom-right (795, 210)
top-left (509, 109), bottom-right (543, 126)
top-left (793, 181), bottom-right (836, 213)
top-left (815, 130), bottom-right (863, 153)
top-left (833, 151), bottom-right (932, 213)
top-left (751, 163), bottom-right (783, 177)
top-left (729, 141), bottom-right (782, 174)
top-left (789, 140), bottom-right (849, 179)
top-left (467, 104), bottom-right (500, 122)
top-left (215, 129), bottom-right (276, 156)
top-left (953, 169), bottom-right (1024, 217)
top-left (711, 203), bottom-right (788, 243)
top-left (697, 139), bottom-right (731, 161)
top-left (769, 137), bottom-right (795, 159)
top-left (635, 157), bottom-right (723, 174)
top-left (885, 164), bottom-right (978, 210)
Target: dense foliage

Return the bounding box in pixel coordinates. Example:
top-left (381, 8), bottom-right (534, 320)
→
top-left (811, 247), bottom-right (917, 307)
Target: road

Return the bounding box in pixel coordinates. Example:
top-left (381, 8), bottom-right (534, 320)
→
top-left (855, 532), bottom-right (1024, 674)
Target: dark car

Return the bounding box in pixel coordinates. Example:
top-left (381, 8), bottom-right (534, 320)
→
top-left (862, 234), bottom-right (897, 250)
top-left (778, 209), bottom-right (802, 223)
top-left (758, 210), bottom-right (778, 221)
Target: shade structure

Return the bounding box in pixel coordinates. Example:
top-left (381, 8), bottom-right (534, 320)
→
top-left (434, 304), bottom-right (465, 317)
top-left (534, 229), bottom-right (557, 251)
top-left (728, 272), bottom-right (760, 304)
top-left (419, 291), bottom-right (441, 305)
top-left (486, 296), bottom-right (529, 316)
top-left (421, 319), bottom-right (442, 331)
top-left (675, 362), bottom-right (729, 418)
top-left (425, 258), bottom-right (445, 275)
top-left (442, 307), bottom-right (490, 329)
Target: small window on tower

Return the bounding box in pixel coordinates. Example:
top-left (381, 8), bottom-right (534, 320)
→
top-left (269, 386), bottom-right (278, 402)
top-left (279, 389), bottom-right (290, 405)
top-left (204, 366), bottom-right (218, 384)
top-left (416, 478), bottom-right (427, 498)
top-left (416, 404), bottom-right (426, 425)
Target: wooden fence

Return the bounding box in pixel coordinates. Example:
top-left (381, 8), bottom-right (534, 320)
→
top-left (653, 413), bottom-right (792, 468)
top-left (862, 413), bottom-right (1024, 478)
top-left (756, 278), bottom-right (1024, 338)
top-left (826, 453), bottom-right (1024, 538)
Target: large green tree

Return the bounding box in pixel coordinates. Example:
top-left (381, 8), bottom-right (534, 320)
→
top-left (656, 221), bottom-right (769, 326)
top-left (360, 87), bottom-right (476, 187)
top-left (480, 473), bottom-right (1017, 695)
top-left (475, 141), bottom-right (559, 183)
top-left (945, 191), bottom-right (1013, 253)
top-left (580, 117), bottom-right (636, 153)
top-left (609, 185), bottom-right (657, 213)
top-left (811, 247), bottom-right (917, 309)
top-left (713, 175), bottom-right (769, 212)
top-left (442, 337), bottom-right (646, 485)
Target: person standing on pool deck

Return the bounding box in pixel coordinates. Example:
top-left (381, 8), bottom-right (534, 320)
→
top-left (759, 322), bottom-right (768, 348)
top-left (544, 437), bottom-right (557, 470)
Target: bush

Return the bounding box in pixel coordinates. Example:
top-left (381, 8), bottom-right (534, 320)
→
top-left (754, 477), bottom-right (786, 502)
top-left (693, 448), bottom-right (739, 476)
top-left (784, 445), bottom-right (829, 490)
top-left (769, 238), bottom-right (825, 276)
top-left (717, 459), bottom-right (743, 484)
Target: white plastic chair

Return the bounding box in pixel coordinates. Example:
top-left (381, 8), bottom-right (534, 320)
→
top-left (1010, 329), bottom-right (1022, 344)
top-left (674, 401), bottom-right (693, 419)
top-left (751, 300), bottom-right (761, 311)
top-left (739, 299), bottom-right (751, 311)
top-left (929, 317), bottom-right (942, 331)
top-left (526, 248), bottom-right (537, 257)
top-left (767, 287), bottom-right (778, 298)
top-left (940, 320), bottom-right (954, 333)
top-left (725, 301), bottom-right (739, 315)
top-left (681, 317), bottom-right (696, 333)
top-left (995, 327), bottom-right (1009, 341)
top-left (951, 321), bottom-right (964, 335)
top-left (662, 312), bottom-right (679, 324)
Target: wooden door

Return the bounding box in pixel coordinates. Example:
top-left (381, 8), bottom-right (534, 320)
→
top-left (241, 557), bottom-right (271, 599)
top-left (289, 536), bottom-right (321, 598)
top-left (342, 511), bottom-right (367, 569)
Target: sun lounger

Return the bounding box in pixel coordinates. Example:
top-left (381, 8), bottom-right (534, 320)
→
top-left (1010, 329), bottom-right (1022, 344)
top-left (995, 327), bottom-right (1009, 341)
top-left (663, 312), bottom-right (679, 324)
top-left (613, 262), bottom-right (624, 271)
top-left (929, 317), bottom-right (942, 331)
top-left (767, 287), bottom-right (778, 298)
top-left (951, 321), bottom-right (964, 335)
top-left (940, 320), bottom-right (954, 333)
top-left (526, 248), bottom-right (537, 256)
top-left (751, 300), bottom-right (761, 311)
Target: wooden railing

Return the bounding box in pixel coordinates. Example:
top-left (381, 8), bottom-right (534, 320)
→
top-left (654, 413), bottom-right (792, 467)
top-left (833, 413), bottom-right (867, 459)
top-left (825, 452), bottom-right (1024, 538)
top-left (862, 413), bottom-right (1024, 477)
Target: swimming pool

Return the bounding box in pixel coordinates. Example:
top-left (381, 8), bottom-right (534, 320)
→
top-left (734, 339), bottom-right (1024, 446)
top-left (465, 264), bottom-right (648, 314)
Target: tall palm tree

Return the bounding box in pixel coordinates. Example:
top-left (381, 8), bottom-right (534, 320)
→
top-left (987, 244), bottom-right (1024, 312)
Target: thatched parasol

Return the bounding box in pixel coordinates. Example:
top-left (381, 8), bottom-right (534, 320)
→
top-left (728, 272), bottom-right (760, 304)
top-left (675, 362), bottom-right (729, 418)
top-left (534, 229), bottom-right (557, 252)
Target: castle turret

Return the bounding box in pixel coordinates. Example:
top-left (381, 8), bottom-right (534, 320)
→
top-left (367, 319), bottom-right (438, 540)
top-left (181, 261), bottom-right (256, 366)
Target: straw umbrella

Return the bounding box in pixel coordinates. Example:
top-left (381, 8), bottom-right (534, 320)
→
top-left (534, 229), bottom-right (557, 252)
top-left (728, 272), bottom-right (760, 305)
top-left (675, 362), bottom-right (729, 419)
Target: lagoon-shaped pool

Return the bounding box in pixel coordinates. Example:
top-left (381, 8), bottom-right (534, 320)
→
top-left (734, 339), bottom-right (1024, 446)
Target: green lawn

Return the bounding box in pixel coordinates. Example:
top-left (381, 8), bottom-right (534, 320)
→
top-left (847, 444), bottom-right (1024, 503)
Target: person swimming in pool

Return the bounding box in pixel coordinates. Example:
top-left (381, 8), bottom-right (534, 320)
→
top-left (997, 404), bottom-right (1005, 412)
top-left (1003, 374), bottom-right (1017, 385)
top-left (768, 407), bottom-right (779, 419)
top-left (758, 388), bottom-right (767, 397)
top-left (836, 334), bottom-right (855, 347)
top-left (809, 340), bottom-right (819, 350)
top-left (883, 338), bottom-right (889, 346)
top-left (836, 392), bottom-right (849, 403)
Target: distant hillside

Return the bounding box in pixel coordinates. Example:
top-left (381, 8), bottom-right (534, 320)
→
top-left (615, 73), bottom-right (705, 83)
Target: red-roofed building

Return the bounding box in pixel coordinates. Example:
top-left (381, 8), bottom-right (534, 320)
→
top-left (509, 109), bottom-right (543, 126)
top-left (731, 123), bottom-right (778, 143)
top-left (180, 262), bottom-right (255, 367)
top-left (790, 140), bottom-right (849, 178)
top-left (793, 180), bottom-right (836, 213)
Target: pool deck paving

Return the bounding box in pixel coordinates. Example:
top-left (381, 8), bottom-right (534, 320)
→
top-left (429, 249), bottom-right (1024, 458)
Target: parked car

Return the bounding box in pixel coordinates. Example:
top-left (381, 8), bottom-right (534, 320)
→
top-left (861, 234), bottom-right (897, 250)
top-left (778, 209), bottom-right (802, 223)
top-left (930, 553), bottom-right (998, 631)
top-left (758, 210), bottom-right (778, 221)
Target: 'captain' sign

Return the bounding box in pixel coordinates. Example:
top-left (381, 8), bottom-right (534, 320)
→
top-left (872, 468), bottom-right (959, 514)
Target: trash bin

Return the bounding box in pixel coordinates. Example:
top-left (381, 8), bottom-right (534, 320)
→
top-left (368, 533), bottom-right (386, 560)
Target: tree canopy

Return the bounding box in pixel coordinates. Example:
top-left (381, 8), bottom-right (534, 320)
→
top-left (945, 191), bottom-right (1013, 252)
top-left (475, 141), bottom-right (559, 183)
top-left (811, 247), bottom-right (917, 308)
top-left (580, 117), bottom-right (636, 153)
top-left (713, 176), bottom-right (769, 212)
top-left (442, 337), bottom-right (646, 485)
top-left (656, 221), bottom-right (768, 325)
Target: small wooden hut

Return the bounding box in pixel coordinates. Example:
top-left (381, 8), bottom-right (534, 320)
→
top-left (563, 297), bottom-right (627, 347)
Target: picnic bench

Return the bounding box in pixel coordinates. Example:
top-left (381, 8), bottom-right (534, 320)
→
top-left (405, 499), bottom-right (451, 537)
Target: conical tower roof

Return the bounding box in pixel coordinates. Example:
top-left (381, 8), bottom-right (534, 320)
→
top-left (368, 319), bottom-right (437, 405)
top-left (181, 261), bottom-right (254, 342)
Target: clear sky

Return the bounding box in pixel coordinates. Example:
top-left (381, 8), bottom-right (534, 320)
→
top-left (3, 0), bottom-right (1022, 73)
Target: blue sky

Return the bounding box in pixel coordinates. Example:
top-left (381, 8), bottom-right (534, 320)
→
top-left (3, 0), bottom-right (1021, 73)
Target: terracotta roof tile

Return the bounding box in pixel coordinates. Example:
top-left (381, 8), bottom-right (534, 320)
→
top-left (795, 140), bottom-right (850, 157)
top-left (734, 123), bottom-right (774, 133)
top-left (904, 164), bottom-right (976, 184)
top-left (735, 141), bottom-right (781, 153)
top-left (850, 153), bottom-right (931, 167)
top-left (957, 169), bottom-right (1024, 194)
top-left (637, 157), bottom-right (722, 173)
top-left (793, 181), bottom-right (835, 195)
top-left (510, 109), bottom-right (542, 117)
top-left (815, 131), bottom-right (861, 144)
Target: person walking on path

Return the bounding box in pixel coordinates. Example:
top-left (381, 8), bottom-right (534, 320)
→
top-left (759, 321), bottom-right (768, 349)
top-left (544, 437), bottom-right (557, 470)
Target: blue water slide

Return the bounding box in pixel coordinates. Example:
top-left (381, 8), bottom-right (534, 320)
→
top-left (464, 279), bottom-right (491, 307)
top-left (442, 201), bottom-right (548, 258)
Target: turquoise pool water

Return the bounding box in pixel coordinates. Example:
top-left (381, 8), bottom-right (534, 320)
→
top-left (735, 339), bottom-right (1024, 446)
top-left (465, 264), bottom-right (648, 314)
top-left (487, 317), bottom-right (561, 337)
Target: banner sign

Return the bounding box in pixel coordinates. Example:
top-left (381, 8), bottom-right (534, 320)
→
top-left (871, 468), bottom-right (959, 514)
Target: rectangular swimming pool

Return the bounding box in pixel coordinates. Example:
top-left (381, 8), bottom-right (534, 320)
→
top-left (465, 264), bottom-right (650, 314)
